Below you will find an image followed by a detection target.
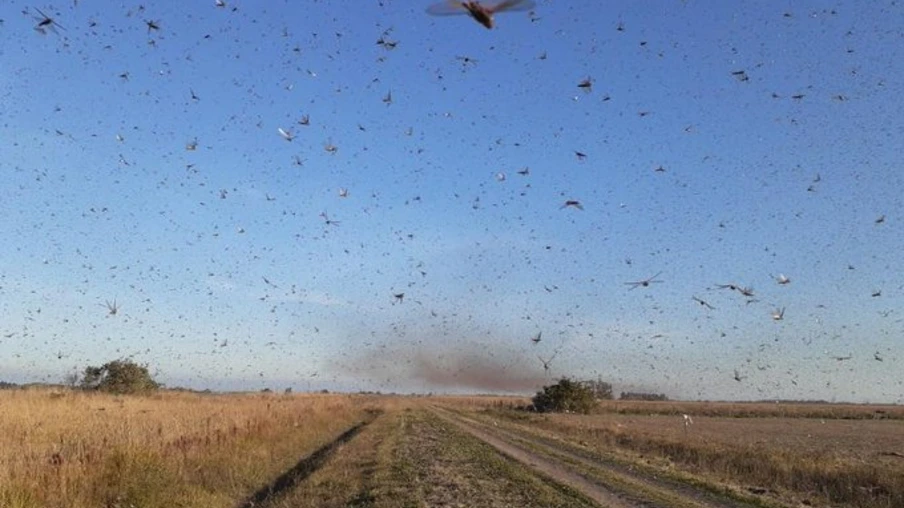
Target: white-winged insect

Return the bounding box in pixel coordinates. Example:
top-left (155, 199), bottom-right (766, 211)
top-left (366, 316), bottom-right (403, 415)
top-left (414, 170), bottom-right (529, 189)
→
top-left (277, 127), bottom-right (294, 142)
top-left (682, 414), bottom-right (693, 435)
top-left (771, 307), bottom-right (785, 321)
top-left (324, 141), bottom-right (338, 154)
top-left (773, 273), bottom-right (791, 285)
top-left (495, 172), bottom-right (506, 182)
top-left (624, 272), bottom-right (663, 290)
top-left (186, 138), bottom-right (198, 151)
top-left (376, 29), bottom-right (398, 50)
top-left (338, 188), bottom-right (349, 198)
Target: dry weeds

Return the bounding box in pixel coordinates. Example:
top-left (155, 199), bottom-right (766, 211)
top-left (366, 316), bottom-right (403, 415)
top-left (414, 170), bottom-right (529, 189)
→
top-left (0, 388), bottom-right (374, 508)
top-left (483, 403), bottom-right (904, 507)
top-left (594, 399), bottom-right (904, 420)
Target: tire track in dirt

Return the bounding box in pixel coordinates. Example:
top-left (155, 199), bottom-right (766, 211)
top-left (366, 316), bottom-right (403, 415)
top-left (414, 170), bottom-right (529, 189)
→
top-left (235, 410), bottom-right (381, 508)
top-left (432, 409), bottom-right (639, 508)
top-left (400, 408), bottom-right (599, 507)
top-left (433, 407), bottom-right (768, 508)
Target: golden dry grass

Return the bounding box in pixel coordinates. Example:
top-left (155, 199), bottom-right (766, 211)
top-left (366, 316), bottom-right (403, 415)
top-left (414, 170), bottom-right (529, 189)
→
top-left (423, 394), bottom-right (530, 410)
top-left (428, 394), bottom-right (904, 421)
top-left (6, 388), bottom-right (900, 507)
top-left (482, 402), bottom-right (904, 507)
top-left (594, 399), bottom-right (904, 420)
top-left (0, 388), bottom-right (377, 508)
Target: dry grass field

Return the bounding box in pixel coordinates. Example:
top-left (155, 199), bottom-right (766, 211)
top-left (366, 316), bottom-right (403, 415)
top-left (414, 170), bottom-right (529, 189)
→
top-left (592, 399), bottom-right (904, 420)
top-left (0, 388), bottom-right (378, 508)
top-left (474, 400), bottom-right (904, 507)
top-left (2, 389), bottom-right (902, 507)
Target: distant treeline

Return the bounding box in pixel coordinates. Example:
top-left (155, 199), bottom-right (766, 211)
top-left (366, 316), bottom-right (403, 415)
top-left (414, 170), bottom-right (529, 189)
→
top-left (0, 382), bottom-right (70, 390)
top-left (753, 399), bottom-right (832, 404)
top-left (620, 391), bottom-right (669, 401)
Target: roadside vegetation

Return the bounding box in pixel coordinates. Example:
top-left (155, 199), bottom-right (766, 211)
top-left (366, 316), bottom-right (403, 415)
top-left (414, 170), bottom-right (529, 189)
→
top-left (78, 358), bottom-right (160, 394)
top-left (482, 402), bottom-right (904, 507)
top-left (3, 385), bottom-right (901, 508)
top-left (532, 377), bottom-right (598, 414)
top-left (0, 388), bottom-right (374, 508)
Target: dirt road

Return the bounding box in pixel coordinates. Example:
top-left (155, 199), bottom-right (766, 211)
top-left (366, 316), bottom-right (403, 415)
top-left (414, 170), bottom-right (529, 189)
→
top-left (247, 404), bottom-right (783, 508)
top-left (431, 407), bottom-right (772, 508)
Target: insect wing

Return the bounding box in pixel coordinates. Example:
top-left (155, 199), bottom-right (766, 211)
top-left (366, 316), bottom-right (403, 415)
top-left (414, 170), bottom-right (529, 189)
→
top-left (33, 7), bottom-right (65, 31)
top-left (490, 0), bottom-right (536, 13)
top-left (426, 0), bottom-right (467, 16)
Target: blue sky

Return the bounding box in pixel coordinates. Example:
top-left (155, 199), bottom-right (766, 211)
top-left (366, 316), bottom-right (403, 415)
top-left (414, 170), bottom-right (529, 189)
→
top-left (1, 0), bottom-right (902, 402)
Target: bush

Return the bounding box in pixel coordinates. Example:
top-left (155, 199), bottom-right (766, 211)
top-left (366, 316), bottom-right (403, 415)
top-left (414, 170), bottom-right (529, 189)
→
top-left (532, 378), bottom-right (597, 414)
top-left (80, 359), bottom-right (160, 395)
top-left (584, 377), bottom-right (614, 400)
top-left (620, 391), bottom-right (669, 401)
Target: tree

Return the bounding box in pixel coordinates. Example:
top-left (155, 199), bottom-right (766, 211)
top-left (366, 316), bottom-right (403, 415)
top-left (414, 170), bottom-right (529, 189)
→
top-left (80, 359), bottom-right (160, 394)
top-left (532, 377), bottom-right (597, 414)
top-left (63, 371), bottom-right (81, 388)
top-left (620, 391), bottom-right (669, 401)
top-left (584, 377), bottom-right (614, 400)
